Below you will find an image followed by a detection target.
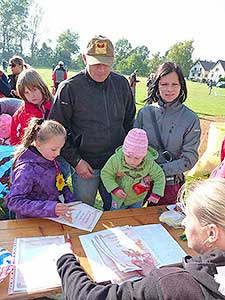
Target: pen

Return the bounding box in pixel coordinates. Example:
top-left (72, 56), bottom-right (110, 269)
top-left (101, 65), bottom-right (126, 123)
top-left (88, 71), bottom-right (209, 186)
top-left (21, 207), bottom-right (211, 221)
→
top-left (66, 201), bottom-right (82, 207)
top-left (65, 233), bottom-right (74, 251)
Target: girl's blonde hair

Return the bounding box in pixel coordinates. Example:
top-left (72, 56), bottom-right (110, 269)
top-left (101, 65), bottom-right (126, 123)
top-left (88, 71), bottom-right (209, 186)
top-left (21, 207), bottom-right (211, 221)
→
top-left (178, 178), bottom-right (225, 230)
top-left (16, 68), bottom-right (53, 102)
top-left (13, 118), bottom-right (66, 167)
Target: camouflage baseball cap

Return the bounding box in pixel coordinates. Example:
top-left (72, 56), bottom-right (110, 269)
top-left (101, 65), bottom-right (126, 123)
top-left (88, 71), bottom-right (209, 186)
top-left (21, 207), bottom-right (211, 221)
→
top-left (85, 35), bottom-right (114, 66)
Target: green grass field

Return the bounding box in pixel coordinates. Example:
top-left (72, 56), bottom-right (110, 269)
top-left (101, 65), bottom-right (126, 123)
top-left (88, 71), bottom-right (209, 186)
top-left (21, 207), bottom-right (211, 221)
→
top-left (135, 76), bottom-right (225, 117)
top-left (37, 68), bottom-right (225, 118)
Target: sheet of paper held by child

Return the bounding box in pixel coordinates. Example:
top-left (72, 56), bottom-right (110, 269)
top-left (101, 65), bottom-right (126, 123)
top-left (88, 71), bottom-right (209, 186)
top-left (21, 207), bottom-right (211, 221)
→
top-left (46, 202), bottom-right (103, 232)
top-left (79, 224), bottom-right (186, 284)
top-left (8, 235), bottom-right (64, 293)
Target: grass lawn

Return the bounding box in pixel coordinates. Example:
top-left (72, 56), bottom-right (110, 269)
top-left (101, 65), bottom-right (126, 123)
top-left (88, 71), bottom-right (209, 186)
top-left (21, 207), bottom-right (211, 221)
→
top-left (37, 68), bottom-right (225, 118)
top-left (135, 76), bottom-right (225, 117)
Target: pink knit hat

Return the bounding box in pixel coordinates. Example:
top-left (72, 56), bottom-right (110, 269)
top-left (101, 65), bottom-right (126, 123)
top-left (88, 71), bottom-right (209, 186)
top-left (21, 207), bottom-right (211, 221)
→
top-left (122, 128), bottom-right (148, 157)
top-left (0, 114), bottom-right (12, 139)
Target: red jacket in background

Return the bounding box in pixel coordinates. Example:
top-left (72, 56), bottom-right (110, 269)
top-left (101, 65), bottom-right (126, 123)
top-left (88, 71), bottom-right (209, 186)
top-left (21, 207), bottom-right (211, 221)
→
top-left (52, 66), bottom-right (67, 87)
top-left (10, 100), bottom-right (52, 145)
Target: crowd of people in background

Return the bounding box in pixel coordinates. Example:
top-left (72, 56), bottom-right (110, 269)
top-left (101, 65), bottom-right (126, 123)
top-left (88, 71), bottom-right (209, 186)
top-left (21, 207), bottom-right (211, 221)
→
top-left (1, 34), bottom-right (225, 299)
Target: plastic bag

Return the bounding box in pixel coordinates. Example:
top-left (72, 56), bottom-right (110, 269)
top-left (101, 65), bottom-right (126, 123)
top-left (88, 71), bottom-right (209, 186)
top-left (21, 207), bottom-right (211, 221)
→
top-left (188, 122), bottom-right (225, 177)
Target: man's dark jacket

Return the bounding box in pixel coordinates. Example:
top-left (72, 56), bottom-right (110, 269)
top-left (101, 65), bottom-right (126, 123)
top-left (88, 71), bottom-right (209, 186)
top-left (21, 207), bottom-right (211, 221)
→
top-left (49, 70), bottom-right (136, 169)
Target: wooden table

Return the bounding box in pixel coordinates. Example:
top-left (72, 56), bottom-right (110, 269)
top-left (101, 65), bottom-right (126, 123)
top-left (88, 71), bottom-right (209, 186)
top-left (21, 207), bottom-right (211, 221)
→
top-left (0, 205), bottom-right (196, 300)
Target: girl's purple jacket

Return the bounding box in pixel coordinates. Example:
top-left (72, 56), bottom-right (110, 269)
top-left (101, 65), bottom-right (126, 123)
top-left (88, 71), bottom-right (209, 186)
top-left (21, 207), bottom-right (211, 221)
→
top-left (7, 148), bottom-right (75, 218)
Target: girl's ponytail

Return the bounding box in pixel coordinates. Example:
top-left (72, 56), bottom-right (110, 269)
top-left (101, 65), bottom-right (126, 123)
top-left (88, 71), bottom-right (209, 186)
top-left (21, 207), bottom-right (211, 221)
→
top-left (13, 118), bottom-right (43, 168)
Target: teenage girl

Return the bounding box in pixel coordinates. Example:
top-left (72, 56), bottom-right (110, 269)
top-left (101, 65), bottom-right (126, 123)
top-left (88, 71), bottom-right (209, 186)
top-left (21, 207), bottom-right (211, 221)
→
top-left (10, 68), bottom-right (53, 145)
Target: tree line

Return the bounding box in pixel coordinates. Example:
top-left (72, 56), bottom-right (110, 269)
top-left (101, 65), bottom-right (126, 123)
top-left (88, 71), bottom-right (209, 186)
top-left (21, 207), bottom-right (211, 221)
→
top-left (0, 0), bottom-right (194, 77)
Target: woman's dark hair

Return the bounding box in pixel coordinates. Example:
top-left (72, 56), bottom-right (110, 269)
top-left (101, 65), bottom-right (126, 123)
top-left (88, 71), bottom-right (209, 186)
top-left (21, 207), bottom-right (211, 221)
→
top-left (147, 61), bottom-right (187, 104)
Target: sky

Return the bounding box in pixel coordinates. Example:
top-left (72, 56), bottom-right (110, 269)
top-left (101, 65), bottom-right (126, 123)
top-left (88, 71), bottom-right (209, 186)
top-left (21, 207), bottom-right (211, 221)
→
top-left (37, 0), bottom-right (225, 62)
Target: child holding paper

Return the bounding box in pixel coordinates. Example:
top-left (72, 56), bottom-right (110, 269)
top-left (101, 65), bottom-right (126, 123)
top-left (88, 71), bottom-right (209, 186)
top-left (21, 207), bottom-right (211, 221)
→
top-left (101, 128), bottom-right (165, 209)
top-left (7, 118), bottom-right (77, 219)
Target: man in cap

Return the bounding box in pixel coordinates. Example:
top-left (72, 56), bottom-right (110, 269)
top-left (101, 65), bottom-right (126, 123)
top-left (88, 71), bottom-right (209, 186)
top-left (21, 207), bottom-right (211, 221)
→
top-left (49, 35), bottom-right (136, 210)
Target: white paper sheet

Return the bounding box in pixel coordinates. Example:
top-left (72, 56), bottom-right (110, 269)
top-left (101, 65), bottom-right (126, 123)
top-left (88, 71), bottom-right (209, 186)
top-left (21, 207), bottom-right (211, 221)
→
top-left (9, 235), bottom-right (65, 293)
top-left (79, 224), bottom-right (186, 284)
top-left (47, 202), bottom-right (103, 232)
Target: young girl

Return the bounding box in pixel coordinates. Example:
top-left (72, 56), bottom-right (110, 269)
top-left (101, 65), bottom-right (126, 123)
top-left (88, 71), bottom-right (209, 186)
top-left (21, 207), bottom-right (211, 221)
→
top-left (7, 118), bottom-right (76, 219)
top-left (10, 68), bottom-right (53, 145)
top-left (101, 128), bottom-right (165, 209)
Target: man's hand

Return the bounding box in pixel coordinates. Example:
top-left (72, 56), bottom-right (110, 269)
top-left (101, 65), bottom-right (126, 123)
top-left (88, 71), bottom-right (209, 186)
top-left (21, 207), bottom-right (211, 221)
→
top-left (75, 159), bottom-right (94, 179)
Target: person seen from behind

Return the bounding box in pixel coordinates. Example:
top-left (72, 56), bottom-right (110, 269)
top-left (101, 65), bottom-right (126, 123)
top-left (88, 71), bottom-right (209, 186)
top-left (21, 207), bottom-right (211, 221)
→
top-left (10, 68), bottom-right (53, 145)
top-left (55, 178), bottom-right (225, 300)
top-left (129, 69), bottom-right (139, 102)
top-left (208, 79), bottom-right (213, 95)
top-left (7, 118), bottom-right (76, 220)
top-left (135, 61), bottom-right (201, 205)
top-left (49, 35), bottom-right (136, 210)
top-left (52, 61), bottom-right (68, 92)
top-left (101, 128), bottom-right (165, 209)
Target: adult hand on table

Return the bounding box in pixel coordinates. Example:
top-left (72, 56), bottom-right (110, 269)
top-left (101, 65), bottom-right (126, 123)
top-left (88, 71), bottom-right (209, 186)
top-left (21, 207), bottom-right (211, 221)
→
top-left (132, 255), bottom-right (156, 276)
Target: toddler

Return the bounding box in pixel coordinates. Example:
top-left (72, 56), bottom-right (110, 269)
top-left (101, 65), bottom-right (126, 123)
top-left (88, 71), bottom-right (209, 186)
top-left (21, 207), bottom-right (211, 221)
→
top-left (7, 118), bottom-right (77, 219)
top-left (10, 68), bottom-right (53, 145)
top-left (101, 128), bottom-right (165, 209)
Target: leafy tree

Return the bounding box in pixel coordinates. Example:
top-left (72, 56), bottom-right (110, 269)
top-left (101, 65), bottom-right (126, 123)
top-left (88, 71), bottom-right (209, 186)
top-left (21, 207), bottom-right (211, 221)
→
top-left (29, 3), bottom-right (43, 62)
top-left (114, 38), bottom-right (132, 68)
top-left (73, 53), bottom-right (85, 71)
top-left (132, 45), bottom-right (150, 61)
top-left (55, 29), bottom-right (80, 67)
top-left (115, 44), bottom-right (150, 76)
top-left (148, 52), bottom-right (165, 74)
top-left (116, 52), bottom-right (149, 76)
top-left (0, 0), bottom-right (31, 59)
top-left (166, 40), bottom-right (194, 77)
top-left (36, 42), bottom-right (54, 67)
top-left (115, 38), bottom-right (132, 59)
